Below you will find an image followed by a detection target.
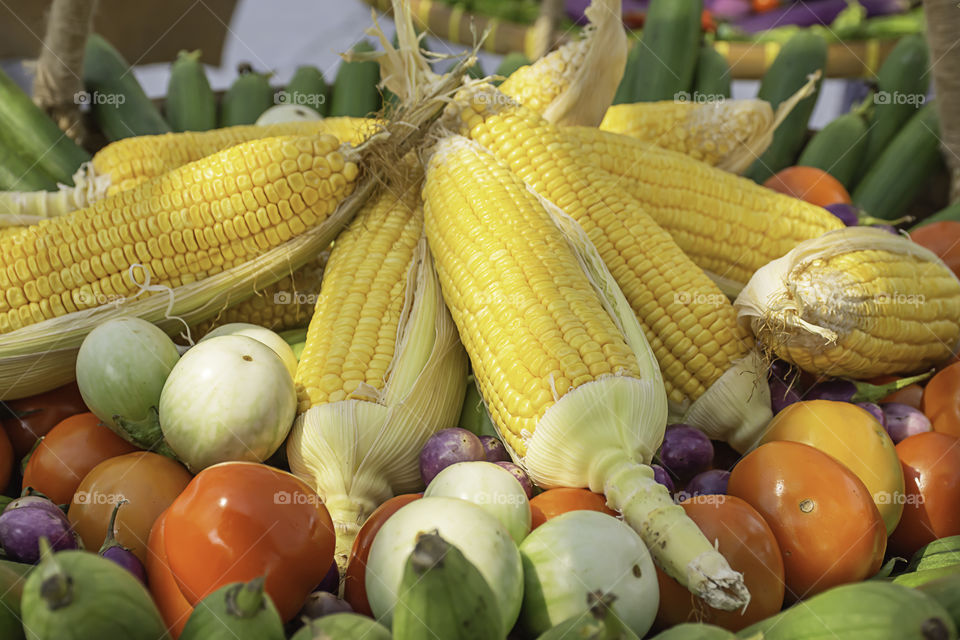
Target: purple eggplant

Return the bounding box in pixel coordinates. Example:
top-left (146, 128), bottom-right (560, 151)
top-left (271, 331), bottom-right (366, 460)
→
top-left (711, 440), bottom-right (743, 472)
top-left (658, 425), bottom-right (714, 482)
top-left (0, 506), bottom-right (77, 563)
top-left (4, 494), bottom-right (68, 521)
top-left (825, 203), bottom-right (861, 226)
top-left (98, 501), bottom-right (146, 583)
top-left (316, 559), bottom-right (339, 594)
top-left (566, 0), bottom-right (648, 24)
top-left (479, 435), bottom-right (510, 463)
top-left (301, 591), bottom-right (354, 619)
top-left (804, 379), bottom-right (858, 402)
top-left (684, 469), bottom-right (730, 497)
top-left (707, 0), bottom-right (752, 20)
top-left (881, 402), bottom-right (932, 443)
top-left (494, 461), bottom-right (534, 499)
top-left (804, 370), bottom-right (932, 404)
top-left (651, 464), bottom-right (674, 493)
top-left (770, 375), bottom-right (803, 414)
top-left (856, 402), bottom-right (887, 428)
top-left (419, 428), bottom-right (486, 486)
top-left (734, 0), bottom-right (909, 33)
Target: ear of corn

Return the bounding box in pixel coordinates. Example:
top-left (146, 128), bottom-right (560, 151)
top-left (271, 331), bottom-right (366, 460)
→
top-left (563, 124), bottom-right (844, 294)
top-left (445, 85), bottom-right (770, 449)
top-left (497, 0), bottom-right (626, 126)
top-left (288, 183), bottom-right (468, 571)
top-left (424, 134), bottom-right (748, 611)
top-left (736, 227), bottom-right (960, 382)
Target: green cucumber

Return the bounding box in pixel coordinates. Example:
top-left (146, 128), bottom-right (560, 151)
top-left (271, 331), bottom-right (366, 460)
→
top-left (906, 537), bottom-right (960, 572)
top-left (693, 43), bottom-right (732, 100)
top-left (915, 573), bottom-right (960, 631)
top-left (612, 36), bottom-right (644, 105)
top-left (219, 64), bottom-right (275, 127)
top-left (21, 540), bottom-right (169, 640)
top-left (83, 34), bottom-right (171, 141)
top-left (0, 139), bottom-right (59, 191)
top-left (744, 32), bottom-right (828, 183)
top-left (537, 593), bottom-right (641, 639)
top-left (797, 110), bottom-right (870, 189)
top-left (165, 50), bottom-right (216, 132)
top-left (0, 68), bottom-right (90, 186)
top-left (736, 581), bottom-right (957, 639)
top-left (457, 378), bottom-right (498, 438)
top-left (290, 613), bottom-right (391, 640)
top-left (853, 102), bottom-right (944, 221)
top-left (284, 65), bottom-right (329, 117)
top-left (854, 34), bottom-right (929, 186)
top-left (392, 531), bottom-right (502, 640)
top-left (911, 203), bottom-right (960, 230)
top-left (651, 622), bottom-right (736, 639)
top-left (330, 40), bottom-right (381, 118)
top-left (894, 566), bottom-right (960, 589)
top-left (495, 52), bottom-right (531, 85)
top-left (632, 0), bottom-right (703, 102)
top-left (179, 577), bottom-right (284, 640)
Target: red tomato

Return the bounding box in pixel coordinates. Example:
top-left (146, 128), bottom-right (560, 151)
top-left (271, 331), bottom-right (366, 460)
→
top-left (910, 222), bottom-right (960, 280)
top-left (68, 451), bottom-right (191, 564)
top-left (889, 432), bottom-right (960, 557)
top-left (0, 427), bottom-right (11, 492)
top-left (343, 493), bottom-right (422, 616)
top-left (654, 495), bottom-right (785, 631)
top-left (23, 413), bottom-right (137, 505)
top-left (146, 510), bottom-right (194, 639)
top-left (1, 382), bottom-right (87, 458)
top-left (163, 462), bottom-right (335, 622)
top-left (529, 488), bottom-right (617, 530)
top-left (728, 441), bottom-right (886, 600)
top-left (921, 362), bottom-right (960, 438)
top-left (764, 166), bottom-right (852, 208)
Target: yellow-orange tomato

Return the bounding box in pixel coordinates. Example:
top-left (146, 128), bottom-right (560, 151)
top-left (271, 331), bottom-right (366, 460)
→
top-left (654, 495), bottom-right (785, 631)
top-left (889, 432), bottom-right (960, 557)
top-left (759, 400), bottom-right (904, 533)
top-left (921, 362), bottom-right (960, 438)
top-left (729, 441), bottom-right (886, 601)
top-left (146, 510), bottom-right (193, 639)
top-left (764, 166), bottom-right (852, 207)
top-left (23, 413), bottom-right (137, 505)
top-left (163, 462), bottom-right (335, 622)
top-left (68, 451), bottom-right (191, 563)
top-left (529, 488), bottom-right (617, 530)
top-left (344, 493), bottom-right (422, 616)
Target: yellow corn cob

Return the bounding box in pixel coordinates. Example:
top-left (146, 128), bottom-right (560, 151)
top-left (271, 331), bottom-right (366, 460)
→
top-left (0, 133), bottom-right (359, 335)
top-left (191, 254), bottom-right (327, 336)
top-left (596, 99), bottom-right (775, 172)
top-left (736, 227), bottom-right (960, 378)
top-left (288, 182), bottom-right (468, 570)
top-left (445, 86), bottom-right (769, 450)
top-left (497, 0), bottom-right (626, 126)
top-left (562, 125), bottom-right (845, 294)
top-left (424, 134), bottom-right (747, 612)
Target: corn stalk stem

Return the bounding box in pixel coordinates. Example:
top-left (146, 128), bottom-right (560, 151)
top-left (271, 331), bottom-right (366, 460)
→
top-left (923, 0), bottom-right (960, 202)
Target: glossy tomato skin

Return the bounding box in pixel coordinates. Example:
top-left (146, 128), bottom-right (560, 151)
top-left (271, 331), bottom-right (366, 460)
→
top-left (163, 461), bottom-right (335, 622)
top-left (343, 493), bottom-right (422, 616)
top-left (146, 510), bottom-right (194, 639)
top-left (529, 488), bottom-right (617, 530)
top-left (23, 413), bottom-right (137, 505)
top-left (728, 441), bottom-right (886, 601)
top-left (921, 362), bottom-right (960, 438)
top-left (1, 382), bottom-right (87, 458)
top-left (763, 166), bottom-right (852, 208)
top-left (654, 495), bottom-right (784, 631)
top-left (68, 451), bottom-right (191, 564)
top-left (889, 432), bottom-right (960, 557)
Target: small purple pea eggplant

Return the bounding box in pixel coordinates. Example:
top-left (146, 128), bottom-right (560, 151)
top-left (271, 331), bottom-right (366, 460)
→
top-left (494, 461), bottom-right (534, 499)
top-left (855, 402), bottom-right (886, 428)
top-left (0, 504), bottom-right (77, 563)
top-left (684, 469), bottom-right (730, 498)
top-left (479, 435), bottom-right (510, 463)
top-left (98, 500), bottom-right (146, 584)
top-left (657, 424), bottom-right (714, 482)
top-left (419, 428), bottom-right (486, 486)
top-left (881, 402), bottom-right (932, 443)
top-left (651, 464), bottom-right (674, 493)
top-left (824, 203), bottom-right (860, 226)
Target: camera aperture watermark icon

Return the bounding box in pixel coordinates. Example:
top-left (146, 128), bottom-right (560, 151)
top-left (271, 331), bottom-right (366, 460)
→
top-left (75, 289), bottom-right (126, 307)
top-left (274, 490), bottom-right (324, 506)
top-left (674, 91), bottom-right (726, 105)
top-left (474, 492), bottom-right (527, 506)
top-left (273, 291), bottom-right (319, 305)
top-left (74, 90), bottom-right (126, 108)
top-left (874, 491), bottom-right (923, 506)
top-left (874, 91), bottom-right (926, 107)
top-left (73, 491), bottom-right (126, 505)
top-left (274, 90), bottom-right (326, 109)
top-left (673, 291), bottom-right (728, 307)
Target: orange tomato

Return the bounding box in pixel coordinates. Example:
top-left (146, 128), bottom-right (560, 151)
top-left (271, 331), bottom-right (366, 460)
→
top-left (0, 426), bottom-right (12, 492)
top-left (343, 493), bottom-right (421, 616)
top-left (921, 362), bottom-right (960, 438)
top-left (763, 166), bottom-right (852, 208)
top-left (1, 382), bottom-right (88, 458)
top-left (529, 488), bottom-right (617, 529)
top-left (752, 0), bottom-right (780, 12)
top-left (759, 400), bottom-right (904, 533)
top-left (654, 495), bottom-right (784, 631)
top-left (889, 432), bottom-right (960, 557)
top-left (23, 413), bottom-right (137, 505)
top-left (728, 441), bottom-right (886, 600)
top-left (162, 461), bottom-right (335, 622)
top-left (910, 222), bottom-right (960, 279)
top-left (68, 451), bottom-right (191, 563)
top-left (146, 510), bottom-right (194, 639)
